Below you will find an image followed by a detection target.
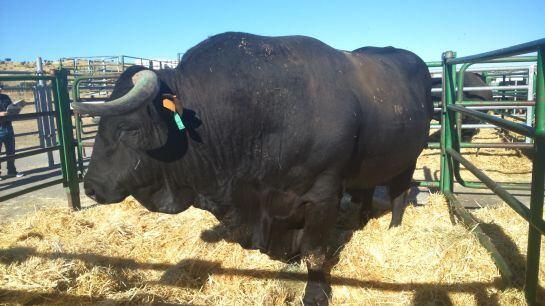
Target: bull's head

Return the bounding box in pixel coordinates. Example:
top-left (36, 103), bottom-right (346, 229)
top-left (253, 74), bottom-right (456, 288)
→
top-left (72, 66), bottom-right (196, 213)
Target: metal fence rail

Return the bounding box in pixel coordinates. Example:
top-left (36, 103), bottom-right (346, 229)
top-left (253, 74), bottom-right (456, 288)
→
top-left (0, 72), bottom-right (79, 208)
top-left (59, 55), bottom-right (179, 77)
top-left (424, 55), bottom-right (538, 190)
top-left (439, 38), bottom-right (545, 305)
top-left (71, 74), bottom-right (119, 177)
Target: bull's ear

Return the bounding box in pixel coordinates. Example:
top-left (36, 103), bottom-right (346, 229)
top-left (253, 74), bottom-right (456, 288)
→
top-left (119, 120), bottom-right (168, 150)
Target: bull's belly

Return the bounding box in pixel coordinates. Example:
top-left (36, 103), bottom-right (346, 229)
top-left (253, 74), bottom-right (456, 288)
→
top-left (346, 146), bottom-right (423, 189)
top-left (346, 158), bottom-right (410, 188)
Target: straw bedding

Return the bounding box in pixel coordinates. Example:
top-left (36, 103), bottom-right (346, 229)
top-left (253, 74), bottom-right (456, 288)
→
top-left (1, 128), bottom-right (543, 305)
top-left (415, 128), bottom-right (532, 183)
top-left (1, 193), bottom-right (543, 305)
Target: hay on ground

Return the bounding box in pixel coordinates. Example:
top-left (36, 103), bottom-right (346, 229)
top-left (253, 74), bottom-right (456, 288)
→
top-left (1, 192), bottom-right (543, 305)
top-left (415, 128), bottom-right (532, 183)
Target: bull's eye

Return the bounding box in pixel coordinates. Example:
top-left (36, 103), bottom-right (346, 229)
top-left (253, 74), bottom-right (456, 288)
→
top-left (124, 129), bottom-right (139, 136)
top-left (117, 122), bottom-right (141, 140)
top-left (118, 122), bottom-right (140, 131)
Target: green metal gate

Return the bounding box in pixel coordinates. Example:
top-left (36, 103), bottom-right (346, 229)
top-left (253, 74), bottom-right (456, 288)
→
top-left (438, 38), bottom-right (545, 305)
top-left (0, 70), bottom-right (80, 208)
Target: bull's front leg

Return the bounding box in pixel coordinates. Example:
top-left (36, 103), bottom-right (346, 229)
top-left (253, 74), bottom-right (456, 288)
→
top-left (303, 248), bottom-right (330, 306)
top-left (300, 174), bottom-right (341, 306)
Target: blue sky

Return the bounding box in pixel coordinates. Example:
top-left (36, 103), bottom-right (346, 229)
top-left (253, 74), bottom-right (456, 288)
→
top-left (1, 0), bottom-right (544, 62)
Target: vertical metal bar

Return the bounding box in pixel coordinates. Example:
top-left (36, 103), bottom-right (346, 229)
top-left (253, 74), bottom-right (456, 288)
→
top-left (35, 57), bottom-right (54, 166)
top-left (36, 57), bottom-right (44, 87)
top-left (441, 51), bottom-right (456, 193)
top-left (502, 74), bottom-right (506, 100)
top-left (527, 64), bottom-right (535, 143)
top-left (72, 78), bottom-right (85, 178)
top-left (524, 45), bottom-right (545, 306)
top-left (456, 64), bottom-right (470, 144)
top-left (45, 88), bottom-right (57, 163)
top-left (514, 79), bottom-right (518, 102)
top-left (54, 69), bottom-right (81, 210)
top-left (51, 78), bottom-right (68, 187)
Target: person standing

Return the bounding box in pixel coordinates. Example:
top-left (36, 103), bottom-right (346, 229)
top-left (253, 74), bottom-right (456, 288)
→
top-left (0, 85), bottom-right (24, 179)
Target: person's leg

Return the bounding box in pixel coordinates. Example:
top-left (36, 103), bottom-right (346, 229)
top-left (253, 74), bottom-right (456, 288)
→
top-left (5, 127), bottom-right (17, 175)
top-left (0, 129), bottom-right (5, 175)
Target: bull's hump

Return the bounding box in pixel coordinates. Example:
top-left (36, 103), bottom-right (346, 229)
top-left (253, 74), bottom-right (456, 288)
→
top-left (182, 32), bottom-right (337, 64)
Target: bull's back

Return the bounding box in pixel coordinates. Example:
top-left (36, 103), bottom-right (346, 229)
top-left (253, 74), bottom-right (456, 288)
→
top-left (177, 33), bottom-right (431, 189)
top-left (177, 33), bottom-right (362, 186)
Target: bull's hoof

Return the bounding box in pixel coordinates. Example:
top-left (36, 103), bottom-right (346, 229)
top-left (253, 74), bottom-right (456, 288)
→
top-left (388, 221), bottom-right (401, 229)
top-left (303, 282), bottom-right (331, 306)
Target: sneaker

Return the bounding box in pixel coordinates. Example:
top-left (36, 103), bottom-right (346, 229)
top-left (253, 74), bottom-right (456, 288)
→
top-left (6, 172), bottom-right (24, 178)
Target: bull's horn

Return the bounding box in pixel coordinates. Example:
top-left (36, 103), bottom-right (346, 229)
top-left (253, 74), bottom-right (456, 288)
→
top-left (71, 70), bottom-right (160, 116)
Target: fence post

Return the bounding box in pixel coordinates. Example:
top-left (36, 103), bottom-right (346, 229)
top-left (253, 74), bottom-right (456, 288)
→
top-left (34, 57), bottom-right (55, 167)
top-left (524, 45), bottom-right (545, 306)
top-left (120, 56), bottom-right (125, 72)
top-left (527, 64), bottom-right (535, 144)
top-left (53, 69), bottom-right (81, 210)
top-left (440, 51), bottom-right (457, 193)
top-left (72, 77), bottom-right (86, 178)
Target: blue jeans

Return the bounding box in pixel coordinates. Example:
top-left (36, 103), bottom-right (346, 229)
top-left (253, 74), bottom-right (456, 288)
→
top-left (0, 125), bottom-right (16, 174)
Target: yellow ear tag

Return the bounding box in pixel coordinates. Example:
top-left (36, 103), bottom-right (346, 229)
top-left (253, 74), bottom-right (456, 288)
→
top-left (162, 98), bottom-right (177, 112)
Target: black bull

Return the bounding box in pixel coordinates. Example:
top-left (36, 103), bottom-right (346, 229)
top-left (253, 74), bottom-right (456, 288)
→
top-left (73, 32), bottom-right (432, 305)
top-left (431, 72), bottom-right (493, 139)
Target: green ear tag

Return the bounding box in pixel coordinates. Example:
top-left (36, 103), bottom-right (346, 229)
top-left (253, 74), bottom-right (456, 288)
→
top-left (174, 113), bottom-right (185, 130)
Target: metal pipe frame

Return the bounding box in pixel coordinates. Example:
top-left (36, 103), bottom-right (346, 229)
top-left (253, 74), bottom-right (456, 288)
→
top-left (433, 66), bottom-right (533, 73)
top-left (426, 56), bottom-right (537, 69)
top-left (0, 146), bottom-right (60, 163)
top-left (431, 85), bottom-right (530, 92)
top-left (447, 40), bottom-right (544, 65)
top-left (457, 61), bottom-right (535, 145)
top-left (447, 148), bottom-right (545, 235)
top-left (52, 69), bottom-right (80, 210)
top-left (439, 39), bottom-right (545, 306)
top-left (525, 45), bottom-right (545, 305)
top-left (0, 73), bottom-right (80, 209)
top-left (492, 109), bottom-right (527, 122)
top-left (72, 74), bottom-right (119, 177)
top-left (434, 101), bottom-right (536, 107)
top-left (0, 75), bottom-right (59, 165)
top-left (440, 51), bottom-right (456, 193)
top-left (448, 104), bottom-right (536, 138)
top-left (427, 142), bottom-right (533, 149)
top-left (431, 123), bottom-right (520, 129)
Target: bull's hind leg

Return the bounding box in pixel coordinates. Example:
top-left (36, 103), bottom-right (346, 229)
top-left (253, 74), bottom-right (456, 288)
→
top-left (388, 163), bottom-right (416, 228)
top-left (300, 173), bottom-right (342, 306)
top-left (346, 187), bottom-right (375, 227)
